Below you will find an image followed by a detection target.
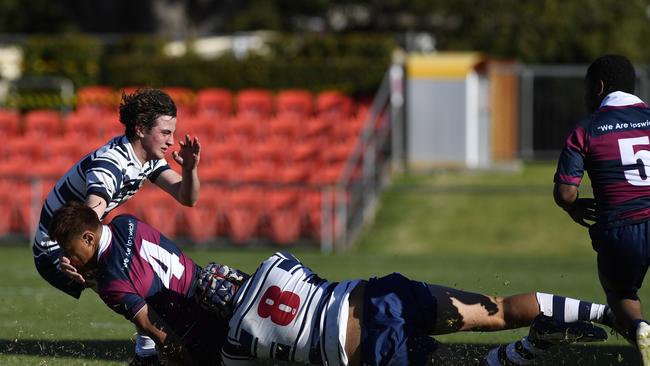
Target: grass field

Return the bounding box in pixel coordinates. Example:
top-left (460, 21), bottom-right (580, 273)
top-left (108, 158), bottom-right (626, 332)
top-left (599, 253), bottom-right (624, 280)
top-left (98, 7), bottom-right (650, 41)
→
top-left (1, 162), bottom-right (648, 365)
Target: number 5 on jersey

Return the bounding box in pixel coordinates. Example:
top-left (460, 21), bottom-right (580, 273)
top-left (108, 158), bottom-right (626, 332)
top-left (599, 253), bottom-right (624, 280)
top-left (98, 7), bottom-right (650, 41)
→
top-left (257, 286), bottom-right (300, 326)
top-left (619, 136), bottom-right (650, 186)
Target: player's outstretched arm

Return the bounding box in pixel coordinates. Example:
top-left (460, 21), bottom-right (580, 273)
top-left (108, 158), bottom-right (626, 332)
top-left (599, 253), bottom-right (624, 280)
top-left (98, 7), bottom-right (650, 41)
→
top-left (132, 304), bottom-right (196, 365)
top-left (155, 135), bottom-right (201, 207)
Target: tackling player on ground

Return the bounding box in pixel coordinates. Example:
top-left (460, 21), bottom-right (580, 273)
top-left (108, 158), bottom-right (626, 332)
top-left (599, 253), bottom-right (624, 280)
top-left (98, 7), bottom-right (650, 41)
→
top-left (49, 202), bottom-right (611, 365)
top-left (32, 88), bottom-right (201, 365)
top-left (554, 54), bottom-right (650, 364)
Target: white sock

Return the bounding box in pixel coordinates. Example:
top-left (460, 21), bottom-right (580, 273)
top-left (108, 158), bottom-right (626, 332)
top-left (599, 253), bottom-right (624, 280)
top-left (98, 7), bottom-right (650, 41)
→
top-left (135, 332), bottom-right (157, 357)
top-left (536, 292), bottom-right (607, 323)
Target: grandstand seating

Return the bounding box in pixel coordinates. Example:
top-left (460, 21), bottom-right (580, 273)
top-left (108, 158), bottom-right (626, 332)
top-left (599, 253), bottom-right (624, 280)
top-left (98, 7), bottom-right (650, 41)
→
top-left (0, 86), bottom-right (370, 246)
top-left (76, 86), bottom-right (116, 114)
top-left (163, 87), bottom-right (195, 118)
top-left (0, 109), bottom-right (20, 138)
top-left (196, 88), bottom-right (232, 119)
top-left (236, 89), bottom-right (273, 120)
top-left (24, 109), bottom-right (62, 139)
top-left (276, 90), bottom-right (313, 121)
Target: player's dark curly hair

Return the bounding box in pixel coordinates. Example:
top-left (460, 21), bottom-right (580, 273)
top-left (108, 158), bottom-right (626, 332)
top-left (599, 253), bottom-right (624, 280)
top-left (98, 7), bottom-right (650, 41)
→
top-left (586, 54), bottom-right (636, 95)
top-left (48, 201), bottom-right (100, 248)
top-left (119, 88), bottom-right (177, 139)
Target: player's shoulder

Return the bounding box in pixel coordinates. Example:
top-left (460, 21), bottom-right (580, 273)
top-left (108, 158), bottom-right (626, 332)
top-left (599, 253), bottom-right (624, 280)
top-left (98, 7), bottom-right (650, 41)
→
top-left (93, 136), bottom-right (132, 164)
top-left (269, 251), bottom-right (303, 265)
top-left (109, 213), bottom-right (140, 227)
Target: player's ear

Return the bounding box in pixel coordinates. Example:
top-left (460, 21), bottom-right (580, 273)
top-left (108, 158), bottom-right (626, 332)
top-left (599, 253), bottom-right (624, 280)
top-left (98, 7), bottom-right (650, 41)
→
top-left (135, 123), bottom-right (145, 138)
top-left (597, 80), bottom-right (605, 96)
top-left (82, 230), bottom-right (95, 247)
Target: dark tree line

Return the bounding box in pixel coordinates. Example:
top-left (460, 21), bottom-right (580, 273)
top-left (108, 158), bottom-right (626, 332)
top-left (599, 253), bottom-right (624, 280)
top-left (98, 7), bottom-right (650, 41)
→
top-left (1, 0), bottom-right (649, 63)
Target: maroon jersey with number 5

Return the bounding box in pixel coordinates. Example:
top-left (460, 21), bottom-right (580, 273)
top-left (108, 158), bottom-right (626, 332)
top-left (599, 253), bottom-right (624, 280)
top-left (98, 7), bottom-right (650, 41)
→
top-left (555, 91), bottom-right (650, 227)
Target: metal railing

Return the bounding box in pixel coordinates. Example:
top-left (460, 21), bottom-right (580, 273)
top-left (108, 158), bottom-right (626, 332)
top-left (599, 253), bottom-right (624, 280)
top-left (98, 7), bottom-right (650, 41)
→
top-left (320, 65), bottom-right (403, 252)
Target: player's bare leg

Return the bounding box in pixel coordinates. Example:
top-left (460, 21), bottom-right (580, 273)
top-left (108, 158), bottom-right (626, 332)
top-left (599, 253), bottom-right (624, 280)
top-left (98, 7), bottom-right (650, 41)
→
top-left (426, 286), bottom-right (608, 365)
top-left (601, 277), bottom-right (650, 365)
top-left (426, 285), bottom-right (540, 334)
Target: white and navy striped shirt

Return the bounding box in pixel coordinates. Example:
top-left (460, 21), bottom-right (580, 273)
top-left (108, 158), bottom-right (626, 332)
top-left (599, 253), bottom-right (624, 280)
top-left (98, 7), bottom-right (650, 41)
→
top-left (33, 135), bottom-right (170, 256)
top-left (222, 252), bottom-right (359, 366)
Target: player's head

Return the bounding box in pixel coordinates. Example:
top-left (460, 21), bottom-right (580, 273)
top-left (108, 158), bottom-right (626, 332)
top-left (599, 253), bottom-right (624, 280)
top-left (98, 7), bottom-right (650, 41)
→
top-left (119, 88), bottom-right (177, 160)
top-left (584, 54), bottom-right (636, 112)
top-left (48, 201), bottom-right (102, 271)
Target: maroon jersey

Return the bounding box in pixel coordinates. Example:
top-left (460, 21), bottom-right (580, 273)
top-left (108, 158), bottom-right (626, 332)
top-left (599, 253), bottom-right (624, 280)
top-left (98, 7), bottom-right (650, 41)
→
top-left (555, 91), bottom-right (650, 227)
top-left (96, 214), bottom-right (226, 365)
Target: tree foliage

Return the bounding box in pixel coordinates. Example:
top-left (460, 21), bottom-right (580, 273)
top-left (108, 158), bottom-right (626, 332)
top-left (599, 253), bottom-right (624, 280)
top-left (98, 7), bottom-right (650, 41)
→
top-left (2, 0), bottom-right (650, 63)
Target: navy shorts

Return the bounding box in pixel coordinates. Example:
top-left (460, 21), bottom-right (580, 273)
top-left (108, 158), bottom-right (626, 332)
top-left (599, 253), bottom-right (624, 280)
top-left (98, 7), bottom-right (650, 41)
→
top-left (361, 272), bottom-right (439, 366)
top-left (33, 246), bottom-right (84, 299)
top-left (590, 221), bottom-right (650, 300)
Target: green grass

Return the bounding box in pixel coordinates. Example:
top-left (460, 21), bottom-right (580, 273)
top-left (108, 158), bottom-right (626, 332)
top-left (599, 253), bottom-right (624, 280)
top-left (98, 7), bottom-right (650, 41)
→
top-left (1, 162), bottom-right (647, 365)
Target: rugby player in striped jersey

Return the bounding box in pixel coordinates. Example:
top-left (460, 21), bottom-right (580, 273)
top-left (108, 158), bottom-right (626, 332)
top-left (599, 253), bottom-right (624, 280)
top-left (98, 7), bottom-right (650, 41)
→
top-left (50, 202), bottom-right (611, 366)
top-left (32, 88), bottom-right (201, 365)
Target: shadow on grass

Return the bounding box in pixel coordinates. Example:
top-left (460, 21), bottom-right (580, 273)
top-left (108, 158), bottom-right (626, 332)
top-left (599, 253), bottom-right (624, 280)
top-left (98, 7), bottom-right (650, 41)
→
top-left (436, 343), bottom-right (637, 365)
top-left (0, 339), bottom-right (639, 365)
top-left (0, 339), bottom-right (131, 361)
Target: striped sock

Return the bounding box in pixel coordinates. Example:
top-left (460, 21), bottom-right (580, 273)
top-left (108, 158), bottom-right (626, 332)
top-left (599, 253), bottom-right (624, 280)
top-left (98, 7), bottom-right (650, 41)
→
top-left (536, 292), bottom-right (607, 324)
top-left (486, 336), bottom-right (548, 366)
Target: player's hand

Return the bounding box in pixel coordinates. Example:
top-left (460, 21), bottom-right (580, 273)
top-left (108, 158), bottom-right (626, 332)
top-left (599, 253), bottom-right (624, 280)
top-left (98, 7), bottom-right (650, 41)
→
top-left (172, 134), bottom-right (200, 171)
top-left (564, 198), bottom-right (597, 228)
top-left (195, 262), bottom-right (247, 319)
top-left (60, 256), bottom-right (86, 285)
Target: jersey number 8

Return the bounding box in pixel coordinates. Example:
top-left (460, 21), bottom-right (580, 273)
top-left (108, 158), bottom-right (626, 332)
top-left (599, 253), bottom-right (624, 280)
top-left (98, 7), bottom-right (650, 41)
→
top-left (257, 286), bottom-right (301, 326)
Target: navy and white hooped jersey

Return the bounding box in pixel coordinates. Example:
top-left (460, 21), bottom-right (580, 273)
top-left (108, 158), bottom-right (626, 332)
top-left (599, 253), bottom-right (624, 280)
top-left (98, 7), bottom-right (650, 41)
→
top-left (33, 135), bottom-right (170, 256)
top-left (221, 252), bottom-right (359, 366)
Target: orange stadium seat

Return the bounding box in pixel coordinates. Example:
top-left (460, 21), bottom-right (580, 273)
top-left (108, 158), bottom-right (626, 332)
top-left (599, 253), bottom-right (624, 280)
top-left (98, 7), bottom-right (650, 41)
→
top-left (4, 138), bottom-right (44, 163)
top-left (23, 109), bottom-right (62, 139)
top-left (163, 87), bottom-right (195, 118)
top-left (50, 138), bottom-right (87, 162)
top-left (227, 187), bottom-right (262, 244)
top-left (76, 86), bottom-right (116, 114)
top-left (236, 162), bottom-right (273, 184)
top-left (300, 117), bottom-right (332, 144)
top-left (277, 165), bottom-right (310, 185)
top-left (201, 162), bottom-right (235, 183)
top-left (63, 111), bottom-right (104, 140)
top-left (266, 189), bottom-right (300, 245)
top-left (138, 190), bottom-right (180, 238)
top-left (0, 183), bottom-right (13, 236)
top-left (98, 115), bottom-right (124, 139)
top-left (181, 115), bottom-right (223, 142)
top-left (310, 163), bottom-right (344, 185)
top-left (196, 88), bottom-right (232, 119)
top-left (316, 91), bottom-right (355, 122)
top-left (267, 117), bottom-right (299, 144)
top-left (331, 116), bottom-right (365, 143)
top-left (34, 159), bottom-right (72, 180)
top-left (227, 116), bottom-right (262, 144)
top-left (236, 89), bottom-right (273, 120)
top-left (209, 141), bottom-right (245, 165)
top-left (10, 182), bottom-right (50, 235)
top-left (249, 141), bottom-right (285, 167)
top-left (0, 109), bottom-right (20, 138)
top-left (179, 193), bottom-right (219, 243)
top-left (275, 90), bottom-right (313, 120)
top-left (320, 142), bottom-right (356, 167)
